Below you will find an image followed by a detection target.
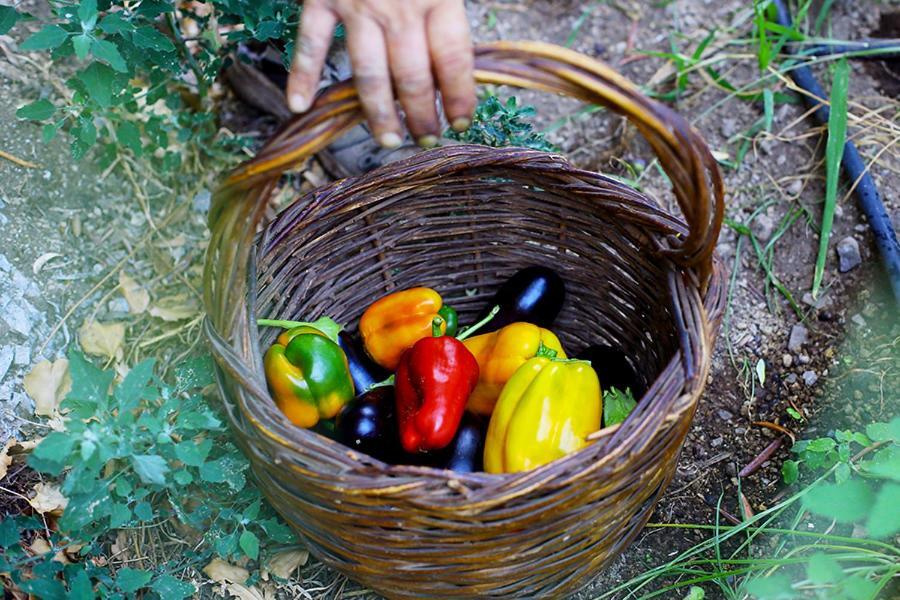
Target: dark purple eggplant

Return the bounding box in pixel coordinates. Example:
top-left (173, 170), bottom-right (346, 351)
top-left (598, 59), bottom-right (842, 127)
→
top-left (335, 387), bottom-right (401, 462)
top-left (477, 266), bottom-right (565, 331)
top-left (575, 345), bottom-right (644, 399)
top-left (423, 413), bottom-right (487, 473)
top-left (337, 331), bottom-right (391, 395)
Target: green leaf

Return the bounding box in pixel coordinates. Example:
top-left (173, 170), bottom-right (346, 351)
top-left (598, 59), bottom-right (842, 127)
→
top-left (90, 38), bottom-right (127, 72)
top-left (258, 517), bottom-right (295, 544)
top-left (174, 439), bottom-right (212, 467)
top-left (72, 33), bottom-right (91, 60)
top-left (861, 446), bottom-right (900, 481)
top-left (151, 574), bottom-right (195, 599)
top-left (68, 568), bottom-right (93, 600)
top-left (59, 485), bottom-right (110, 532)
top-left (0, 517), bottom-right (19, 548)
top-left (603, 387), bottom-right (637, 427)
top-left (841, 575), bottom-right (878, 600)
top-left (174, 355), bottom-right (216, 392)
top-left (116, 121), bottom-right (142, 155)
top-left (683, 586), bottom-right (705, 600)
top-left (834, 461), bottom-right (851, 483)
top-left (99, 13), bottom-right (133, 34)
top-left (77, 62), bottom-right (115, 107)
top-left (0, 6), bottom-right (19, 36)
top-left (132, 26), bottom-right (175, 53)
top-left (805, 438), bottom-right (836, 453)
top-left (865, 418), bottom-right (900, 442)
top-left (811, 58), bottom-right (849, 298)
top-left (744, 573), bottom-right (794, 599)
top-left (200, 455), bottom-right (247, 492)
top-left (66, 350), bottom-right (113, 410)
top-left (804, 479), bottom-right (873, 523)
top-left (116, 567), bottom-right (152, 593)
top-left (134, 501), bottom-right (153, 521)
top-left (114, 359), bottom-right (155, 409)
top-left (29, 431), bottom-right (76, 475)
top-left (755, 358), bottom-right (766, 386)
top-left (173, 469), bottom-right (193, 485)
top-left (41, 123), bottom-right (59, 143)
top-left (239, 529), bottom-right (259, 560)
top-left (16, 99), bottom-right (55, 121)
top-left (109, 502), bottom-right (132, 528)
top-left (781, 460), bottom-right (799, 485)
top-left (807, 552), bottom-right (842, 585)
top-left (78, 0), bottom-right (98, 32)
top-left (131, 454), bottom-right (169, 485)
top-left (866, 483), bottom-right (900, 538)
top-left (21, 25), bottom-right (69, 51)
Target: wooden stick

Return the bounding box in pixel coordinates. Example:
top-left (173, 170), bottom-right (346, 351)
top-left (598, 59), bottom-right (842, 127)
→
top-left (0, 149), bottom-right (39, 169)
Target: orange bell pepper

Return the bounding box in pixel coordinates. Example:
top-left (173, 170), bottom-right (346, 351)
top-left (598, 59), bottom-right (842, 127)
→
top-left (359, 287), bottom-right (457, 370)
top-left (462, 322), bottom-right (566, 415)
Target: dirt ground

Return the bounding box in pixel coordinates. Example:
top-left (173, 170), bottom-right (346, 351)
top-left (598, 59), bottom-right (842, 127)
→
top-left (1, 0), bottom-right (898, 598)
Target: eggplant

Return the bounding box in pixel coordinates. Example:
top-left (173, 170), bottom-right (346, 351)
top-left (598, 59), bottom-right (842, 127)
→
top-left (575, 344), bottom-right (644, 399)
top-left (335, 387), bottom-right (401, 462)
top-left (337, 331), bottom-right (391, 394)
top-left (477, 266), bottom-right (565, 331)
top-left (424, 413), bottom-right (487, 473)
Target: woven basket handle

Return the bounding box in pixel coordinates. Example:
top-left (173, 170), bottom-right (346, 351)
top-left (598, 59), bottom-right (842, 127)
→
top-left (206, 41), bottom-right (723, 332)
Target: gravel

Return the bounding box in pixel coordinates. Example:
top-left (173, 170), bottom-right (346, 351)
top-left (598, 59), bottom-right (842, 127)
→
top-left (802, 370), bottom-right (819, 387)
top-left (836, 236), bottom-right (862, 272)
top-left (788, 324), bottom-right (809, 353)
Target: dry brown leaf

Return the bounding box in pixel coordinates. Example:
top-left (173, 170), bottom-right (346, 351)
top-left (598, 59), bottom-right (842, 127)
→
top-left (23, 358), bottom-right (71, 417)
top-left (225, 583), bottom-right (268, 600)
top-left (265, 549), bottom-right (308, 580)
top-left (0, 438), bottom-right (38, 481)
top-left (118, 271), bottom-right (150, 314)
top-left (149, 294), bottom-right (199, 322)
top-left (29, 482), bottom-right (68, 515)
top-left (28, 537), bottom-right (70, 564)
top-left (79, 320), bottom-right (125, 360)
top-left (203, 558), bottom-right (249, 585)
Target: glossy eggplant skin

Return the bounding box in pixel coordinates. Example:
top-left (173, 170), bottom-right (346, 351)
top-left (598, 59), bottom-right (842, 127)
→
top-left (424, 413), bottom-right (487, 473)
top-left (477, 266), bottom-right (565, 331)
top-left (337, 331), bottom-right (391, 394)
top-left (335, 387), bottom-right (401, 462)
top-left (575, 345), bottom-right (644, 399)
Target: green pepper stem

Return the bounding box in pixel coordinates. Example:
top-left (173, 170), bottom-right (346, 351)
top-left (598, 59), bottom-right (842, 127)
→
top-left (456, 305), bottom-right (500, 341)
top-left (535, 341), bottom-right (559, 359)
top-left (257, 316), bottom-right (343, 344)
top-left (367, 375), bottom-right (395, 391)
top-left (432, 316), bottom-right (445, 337)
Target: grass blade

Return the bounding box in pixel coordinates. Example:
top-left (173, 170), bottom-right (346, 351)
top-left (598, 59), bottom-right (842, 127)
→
top-left (811, 58), bottom-right (849, 297)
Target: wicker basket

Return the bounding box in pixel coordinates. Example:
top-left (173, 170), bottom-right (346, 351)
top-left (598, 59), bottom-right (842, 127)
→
top-left (204, 41), bottom-right (726, 598)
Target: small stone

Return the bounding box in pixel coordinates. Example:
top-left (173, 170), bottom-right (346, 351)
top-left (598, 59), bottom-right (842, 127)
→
top-left (107, 297), bottom-right (130, 314)
top-left (716, 409), bottom-right (734, 421)
top-left (788, 324), bottom-right (808, 353)
top-left (802, 370), bottom-right (818, 386)
top-left (782, 354), bottom-right (793, 368)
top-left (836, 236), bottom-right (862, 272)
top-left (192, 189), bottom-right (211, 213)
top-left (725, 462), bottom-right (737, 477)
top-left (786, 180), bottom-right (803, 196)
top-left (711, 437), bottom-right (724, 448)
top-left (802, 292), bottom-right (832, 309)
top-left (0, 346), bottom-right (13, 382)
top-left (721, 118), bottom-right (739, 138)
top-left (854, 224), bottom-right (867, 233)
top-left (786, 373), bottom-right (798, 385)
top-left (752, 213), bottom-right (776, 242)
top-left (13, 345), bottom-right (29, 366)
top-left (851, 313), bottom-right (866, 327)
top-left (799, 354), bottom-right (811, 364)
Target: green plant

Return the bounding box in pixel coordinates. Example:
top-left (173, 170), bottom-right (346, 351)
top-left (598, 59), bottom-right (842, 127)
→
top-left (8, 0), bottom-right (305, 173)
top-left (1, 351), bottom-right (296, 597)
top-left (446, 94), bottom-right (557, 153)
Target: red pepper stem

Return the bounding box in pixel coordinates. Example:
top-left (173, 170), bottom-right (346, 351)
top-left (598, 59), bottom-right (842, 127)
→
top-left (431, 316), bottom-right (445, 338)
top-left (456, 305), bottom-right (500, 341)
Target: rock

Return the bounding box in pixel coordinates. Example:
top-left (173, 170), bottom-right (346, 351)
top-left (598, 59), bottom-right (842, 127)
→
top-left (107, 297), bottom-right (130, 314)
top-left (799, 354), bottom-right (811, 364)
top-left (782, 354), bottom-right (793, 368)
top-left (0, 346), bottom-right (13, 383)
top-left (785, 373), bottom-right (798, 385)
top-left (854, 224), bottom-right (867, 233)
top-left (752, 213), bottom-right (776, 242)
top-left (788, 324), bottom-right (808, 353)
top-left (786, 180), bottom-right (803, 196)
top-left (716, 409), bottom-right (734, 421)
top-left (193, 189), bottom-right (211, 213)
top-left (13, 345), bottom-right (29, 366)
top-left (851, 313), bottom-right (866, 327)
top-left (802, 292), bottom-right (833, 309)
top-left (802, 370), bottom-right (818, 386)
top-left (710, 437), bottom-right (724, 448)
top-left (836, 236), bottom-right (862, 272)
top-left (721, 118), bottom-right (740, 138)
top-left (725, 462), bottom-right (737, 477)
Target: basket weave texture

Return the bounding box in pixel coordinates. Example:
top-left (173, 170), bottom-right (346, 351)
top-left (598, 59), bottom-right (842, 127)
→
top-left (203, 41), bottom-right (726, 598)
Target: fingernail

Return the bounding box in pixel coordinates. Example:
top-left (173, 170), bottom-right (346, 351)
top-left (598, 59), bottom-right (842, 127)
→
top-left (451, 117), bottom-right (471, 132)
top-left (380, 132), bottom-right (403, 149)
top-left (288, 92), bottom-right (310, 113)
top-left (418, 134), bottom-right (439, 148)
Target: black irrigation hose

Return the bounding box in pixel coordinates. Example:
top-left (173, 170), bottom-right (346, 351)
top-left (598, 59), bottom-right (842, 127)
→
top-left (798, 39), bottom-right (900, 60)
top-left (773, 0), bottom-right (900, 304)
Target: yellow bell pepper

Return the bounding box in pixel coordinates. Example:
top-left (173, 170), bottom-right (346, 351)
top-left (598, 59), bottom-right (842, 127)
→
top-left (484, 356), bottom-right (601, 473)
top-left (462, 322), bottom-right (566, 415)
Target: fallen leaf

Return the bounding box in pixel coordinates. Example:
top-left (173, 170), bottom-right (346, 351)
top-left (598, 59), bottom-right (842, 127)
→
top-left (79, 320), bottom-right (125, 360)
top-left (28, 537), bottom-right (70, 564)
top-left (225, 584), bottom-right (268, 600)
top-left (0, 438), bottom-right (38, 481)
top-left (119, 271), bottom-right (150, 314)
top-left (23, 358), bottom-right (71, 417)
top-left (203, 558), bottom-right (249, 585)
top-left (265, 549), bottom-right (308, 580)
top-left (149, 294), bottom-right (199, 322)
top-left (29, 482), bottom-right (68, 515)
top-left (32, 252), bottom-right (63, 274)
top-left (155, 233), bottom-right (186, 248)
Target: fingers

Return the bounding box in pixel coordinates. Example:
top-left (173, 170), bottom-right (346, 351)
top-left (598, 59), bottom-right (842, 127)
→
top-left (286, 0), bottom-right (338, 113)
top-left (427, 1), bottom-right (475, 131)
top-left (385, 23), bottom-right (440, 146)
top-left (345, 16), bottom-right (403, 147)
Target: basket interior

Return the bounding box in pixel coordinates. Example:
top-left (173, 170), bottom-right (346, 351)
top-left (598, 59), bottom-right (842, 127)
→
top-left (253, 153), bottom-right (684, 396)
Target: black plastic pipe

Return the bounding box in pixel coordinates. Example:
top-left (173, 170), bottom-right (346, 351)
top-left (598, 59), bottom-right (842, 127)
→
top-left (774, 0), bottom-right (900, 304)
top-left (798, 39), bottom-right (900, 59)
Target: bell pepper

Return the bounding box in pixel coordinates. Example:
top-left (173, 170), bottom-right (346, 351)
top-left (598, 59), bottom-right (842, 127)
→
top-left (463, 323), bottom-right (567, 415)
top-left (359, 287), bottom-right (458, 370)
top-left (394, 316), bottom-right (479, 453)
top-left (484, 356), bottom-right (601, 473)
top-left (475, 266), bottom-right (566, 331)
top-left (262, 324), bottom-right (355, 428)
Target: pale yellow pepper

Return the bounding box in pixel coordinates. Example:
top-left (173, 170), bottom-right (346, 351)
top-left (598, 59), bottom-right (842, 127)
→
top-left (484, 356), bottom-right (601, 473)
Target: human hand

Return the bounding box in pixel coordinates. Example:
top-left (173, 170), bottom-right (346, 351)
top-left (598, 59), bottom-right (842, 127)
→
top-left (286, 0), bottom-right (476, 149)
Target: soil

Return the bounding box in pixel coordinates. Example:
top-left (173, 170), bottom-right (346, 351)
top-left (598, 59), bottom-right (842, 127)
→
top-left (1, 0), bottom-right (898, 598)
